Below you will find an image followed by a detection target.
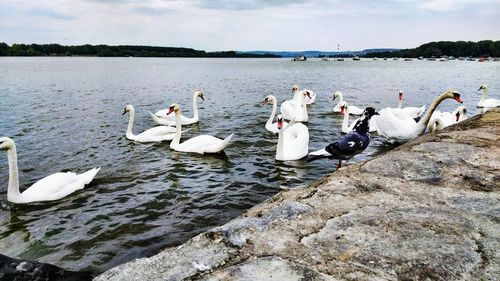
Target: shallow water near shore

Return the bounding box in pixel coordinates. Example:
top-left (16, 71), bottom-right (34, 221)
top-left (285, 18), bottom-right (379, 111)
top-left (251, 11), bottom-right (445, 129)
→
top-left (0, 57), bottom-right (498, 273)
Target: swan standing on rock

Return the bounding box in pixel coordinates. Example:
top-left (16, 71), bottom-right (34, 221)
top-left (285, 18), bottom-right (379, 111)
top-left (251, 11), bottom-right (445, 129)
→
top-left (374, 89), bottom-right (463, 143)
top-left (151, 91), bottom-right (205, 126)
top-left (292, 85), bottom-right (316, 105)
top-left (263, 95), bottom-right (288, 134)
top-left (332, 91), bottom-right (363, 115)
top-left (340, 101), bottom-right (378, 134)
top-left (281, 90), bottom-right (311, 122)
top-left (167, 104), bottom-right (233, 154)
top-left (477, 84), bottom-right (500, 108)
top-left (0, 137), bottom-right (100, 204)
top-left (123, 105), bottom-right (177, 143)
top-left (308, 107), bottom-right (379, 169)
top-left (275, 114), bottom-right (309, 161)
top-left (428, 106), bottom-right (468, 133)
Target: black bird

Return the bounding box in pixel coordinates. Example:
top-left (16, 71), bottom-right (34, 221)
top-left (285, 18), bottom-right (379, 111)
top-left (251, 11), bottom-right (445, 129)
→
top-left (308, 107), bottom-right (379, 169)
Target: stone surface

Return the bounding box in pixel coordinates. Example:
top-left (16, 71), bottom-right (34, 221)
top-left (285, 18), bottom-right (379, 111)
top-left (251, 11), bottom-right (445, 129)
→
top-left (96, 109), bottom-right (500, 281)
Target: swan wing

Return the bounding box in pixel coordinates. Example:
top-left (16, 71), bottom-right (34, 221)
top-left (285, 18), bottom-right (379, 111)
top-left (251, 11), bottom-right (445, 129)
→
top-left (154, 109), bottom-right (170, 117)
top-left (150, 112), bottom-right (176, 126)
top-left (483, 99), bottom-right (500, 108)
top-left (134, 126), bottom-right (176, 142)
top-left (20, 168), bottom-right (100, 203)
top-left (176, 134), bottom-right (232, 154)
top-left (349, 106), bottom-right (364, 115)
top-left (283, 123), bottom-right (309, 159)
top-left (280, 100), bottom-right (301, 120)
top-left (400, 105), bottom-right (426, 119)
top-left (375, 109), bottom-right (416, 141)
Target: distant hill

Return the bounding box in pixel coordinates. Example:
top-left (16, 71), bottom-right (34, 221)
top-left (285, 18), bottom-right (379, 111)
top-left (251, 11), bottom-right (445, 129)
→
top-left (240, 49), bottom-right (400, 58)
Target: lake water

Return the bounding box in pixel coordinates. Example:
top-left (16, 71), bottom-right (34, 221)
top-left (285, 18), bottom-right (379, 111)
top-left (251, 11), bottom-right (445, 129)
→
top-left (0, 57), bottom-right (498, 274)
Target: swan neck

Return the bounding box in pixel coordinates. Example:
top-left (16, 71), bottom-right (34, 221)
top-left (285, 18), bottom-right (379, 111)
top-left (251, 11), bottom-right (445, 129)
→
top-left (172, 110), bottom-right (182, 146)
top-left (266, 97), bottom-right (277, 127)
top-left (126, 108), bottom-right (135, 138)
top-left (6, 146), bottom-right (21, 203)
top-left (416, 93), bottom-right (448, 134)
top-left (481, 88), bottom-right (488, 102)
top-left (341, 109), bottom-right (350, 132)
top-left (276, 126), bottom-right (285, 159)
top-left (192, 94), bottom-right (199, 120)
top-left (336, 93), bottom-right (344, 107)
top-left (398, 99), bottom-right (403, 109)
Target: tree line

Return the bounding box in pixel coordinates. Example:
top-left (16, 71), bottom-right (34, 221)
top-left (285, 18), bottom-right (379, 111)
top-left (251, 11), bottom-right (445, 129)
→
top-left (363, 40), bottom-right (500, 58)
top-left (0, 43), bottom-right (280, 58)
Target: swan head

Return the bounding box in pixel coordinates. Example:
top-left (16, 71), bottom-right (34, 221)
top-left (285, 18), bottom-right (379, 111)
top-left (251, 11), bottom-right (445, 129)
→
top-left (444, 89), bottom-right (463, 103)
top-left (276, 114), bottom-right (284, 129)
top-left (0, 137), bottom-right (15, 150)
top-left (122, 104), bottom-right (134, 115)
top-left (477, 84), bottom-right (488, 91)
top-left (398, 90), bottom-right (404, 101)
top-left (332, 91), bottom-right (341, 101)
top-left (262, 95), bottom-right (273, 106)
top-left (195, 91), bottom-right (205, 101)
top-left (340, 101), bottom-right (348, 115)
top-left (167, 103), bottom-right (180, 115)
top-left (454, 106), bottom-right (467, 121)
top-left (291, 85), bottom-right (299, 93)
top-left (303, 90), bottom-right (312, 100)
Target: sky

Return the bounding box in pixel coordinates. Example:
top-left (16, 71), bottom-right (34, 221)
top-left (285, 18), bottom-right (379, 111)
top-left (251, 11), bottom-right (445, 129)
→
top-left (0, 0), bottom-right (499, 51)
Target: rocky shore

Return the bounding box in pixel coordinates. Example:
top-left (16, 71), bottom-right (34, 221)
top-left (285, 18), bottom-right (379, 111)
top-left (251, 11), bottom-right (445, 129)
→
top-left (96, 109), bottom-right (499, 281)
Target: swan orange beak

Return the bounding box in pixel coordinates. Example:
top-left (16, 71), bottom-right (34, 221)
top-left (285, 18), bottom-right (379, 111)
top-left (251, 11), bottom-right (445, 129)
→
top-left (277, 119), bottom-right (283, 129)
top-left (454, 96), bottom-right (463, 103)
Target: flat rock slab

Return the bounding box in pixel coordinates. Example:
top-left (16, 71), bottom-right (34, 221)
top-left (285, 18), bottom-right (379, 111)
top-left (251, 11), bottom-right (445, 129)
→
top-left (96, 109), bottom-right (500, 281)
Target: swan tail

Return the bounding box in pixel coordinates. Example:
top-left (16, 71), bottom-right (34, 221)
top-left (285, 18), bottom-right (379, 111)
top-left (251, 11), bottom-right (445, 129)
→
top-left (78, 167), bottom-right (101, 185)
top-left (221, 133), bottom-right (234, 148)
top-left (418, 105), bottom-right (426, 117)
top-left (149, 112), bottom-right (172, 126)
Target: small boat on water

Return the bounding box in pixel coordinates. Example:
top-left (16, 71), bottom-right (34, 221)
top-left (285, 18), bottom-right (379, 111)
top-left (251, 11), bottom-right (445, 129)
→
top-left (466, 57), bottom-right (475, 61)
top-left (383, 57), bottom-right (388, 60)
top-left (321, 57), bottom-right (330, 61)
top-left (393, 57), bottom-right (399, 60)
top-left (353, 56), bottom-right (360, 61)
top-left (418, 56), bottom-right (424, 60)
top-left (427, 56), bottom-right (436, 61)
top-left (292, 56), bottom-right (307, 61)
top-left (404, 58), bottom-right (413, 61)
top-left (373, 57), bottom-right (378, 60)
top-left (337, 57), bottom-right (344, 61)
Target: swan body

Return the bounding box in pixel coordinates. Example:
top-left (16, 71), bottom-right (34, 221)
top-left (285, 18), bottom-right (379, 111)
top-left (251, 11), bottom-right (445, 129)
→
top-left (374, 89), bottom-right (463, 143)
top-left (167, 104), bottom-right (232, 154)
top-left (0, 137), bottom-right (100, 204)
top-left (308, 107), bottom-right (379, 169)
top-left (123, 105), bottom-right (177, 143)
top-left (280, 90), bottom-right (311, 122)
top-left (428, 106), bottom-right (468, 133)
top-left (332, 91), bottom-right (363, 115)
top-left (477, 84), bottom-right (500, 108)
top-left (292, 85), bottom-right (316, 105)
top-left (263, 95), bottom-right (288, 134)
top-left (275, 115), bottom-right (309, 161)
top-left (152, 91), bottom-right (204, 125)
top-left (340, 101), bottom-right (378, 134)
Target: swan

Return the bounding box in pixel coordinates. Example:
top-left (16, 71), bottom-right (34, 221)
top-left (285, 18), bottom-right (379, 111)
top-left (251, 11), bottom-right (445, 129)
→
top-left (308, 107), bottom-right (379, 169)
top-left (167, 104), bottom-right (233, 154)
top-left (0, 137), bottom-right (100, 204)
top-left (340, 101), bottom-right (378, 134)
top-left (428, 106), bottom-right (468, 133)
top-left (374, 89), bottom-right (463, 143)
top-left (123, 104), bottom-right (177, 143)
top-left (150, 91), bottom-right (205, 126)
top-left (263, 95), bottom-right (288, 134)
top-left (477, 84), bottom-right (500, 108)
top-left (394, 90), bottom-right (426, 119)
top-left (275, 114), bottom-right (309, 161)
top-left (292, 85), bottom-right (316, 105)
top-left (280, 90), bottom-right (311, 122)
top-left (332, 91), bottom-right (363, 115)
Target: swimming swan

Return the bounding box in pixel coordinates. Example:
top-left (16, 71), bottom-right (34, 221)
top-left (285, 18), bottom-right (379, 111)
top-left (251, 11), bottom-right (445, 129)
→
top-left (151, 91), bottom-right (205, 126)
top-left (428, 105), bottom-right (468, 133)
top-left (292, 85), bottom-right (316, 105)
top-left (0, 137), bottom-right (100, 204)
top-left (167, 104), bottom-right (233, 154)
top-left (280, 90), bottom-right (311, 122)
top-left (374, 89), bottom-right (463, 143)
top-left (123, 104), bottom-right (177, 143)
top-left (332, 91), bottom-right (363, 115)
top-left (477, 84), bottom-right (500, 108)
top-left (340, 101), bottom-right (378, 134)
top-left (263, 95), bottom-right (288, 134)
top-left (275, 114), bottom-right (309, 161)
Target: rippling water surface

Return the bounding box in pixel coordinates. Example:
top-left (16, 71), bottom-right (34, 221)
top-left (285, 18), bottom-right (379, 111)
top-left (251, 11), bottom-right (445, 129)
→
top-left (0, 57), bottom-right (498, 273)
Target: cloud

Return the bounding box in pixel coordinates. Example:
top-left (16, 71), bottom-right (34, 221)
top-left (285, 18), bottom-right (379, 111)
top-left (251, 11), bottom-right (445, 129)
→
top-left (196, 0), bottom-right (308, 11)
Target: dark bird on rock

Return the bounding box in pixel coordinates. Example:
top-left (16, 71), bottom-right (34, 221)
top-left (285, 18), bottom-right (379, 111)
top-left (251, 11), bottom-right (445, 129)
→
top-left (308, 107), bottom-right (379, 169)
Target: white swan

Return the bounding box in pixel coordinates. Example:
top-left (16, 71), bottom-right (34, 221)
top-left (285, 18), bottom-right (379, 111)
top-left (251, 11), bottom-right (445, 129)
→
top-left (275, 114), bottom-right (309, 161)
top-left (477, 84), bottom-right (500, 108)
top-left (332, 91), bottom-right (363, 115)
top-left (428, 106), bottom-right (468, 133)
top-left (123, 104), bottom-right (177, 143)
top-left (340, 101), bottom-right (378, 134)
top-left (151, 91), bottom-right (204, 126)
top-left (394, 90), bottom-right (426, 119)
top-left (0, 137), bottom-right (100, 204)
top-left (263, 95), bottom-right (288, 134)
top-left (292, 85), bottom-right (316, 105)
top-left (280, 90), bottom-right (311, 122)
top-left (167, 104), bottom-right (233, 154)
top-left (374, 89), bottom-right (463, 143)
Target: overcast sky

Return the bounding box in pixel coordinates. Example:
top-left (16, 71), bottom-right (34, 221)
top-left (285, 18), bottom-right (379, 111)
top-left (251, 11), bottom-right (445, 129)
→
top-left (1, 0), bottom-right (499, 51)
